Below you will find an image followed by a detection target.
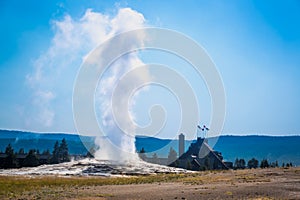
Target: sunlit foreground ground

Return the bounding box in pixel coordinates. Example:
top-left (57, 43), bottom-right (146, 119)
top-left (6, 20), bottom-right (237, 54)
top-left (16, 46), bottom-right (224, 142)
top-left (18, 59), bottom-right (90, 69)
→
top-left (1, 167), bottom-right (299, 199)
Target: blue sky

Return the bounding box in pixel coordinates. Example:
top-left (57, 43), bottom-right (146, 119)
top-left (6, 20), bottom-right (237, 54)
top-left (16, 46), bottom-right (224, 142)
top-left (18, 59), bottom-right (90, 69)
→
top-left (0, 0), bottom-right (300, 138)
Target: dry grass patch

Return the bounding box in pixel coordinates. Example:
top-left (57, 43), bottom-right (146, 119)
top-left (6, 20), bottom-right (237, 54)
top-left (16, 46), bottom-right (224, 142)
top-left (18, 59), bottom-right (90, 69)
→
top-left (0, 173), bottom-right (195, 199)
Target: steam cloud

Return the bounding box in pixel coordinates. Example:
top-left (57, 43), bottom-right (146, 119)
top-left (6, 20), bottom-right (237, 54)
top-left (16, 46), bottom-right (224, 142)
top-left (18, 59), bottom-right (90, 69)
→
top-left (26, 7), bottom-right (152, 160)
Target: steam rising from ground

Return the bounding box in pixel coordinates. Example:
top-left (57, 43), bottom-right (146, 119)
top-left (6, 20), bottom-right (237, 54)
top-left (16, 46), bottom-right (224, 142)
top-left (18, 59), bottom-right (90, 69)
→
top-left (93, 10), bottom-right (151, 162)
top-left (27, 8), bottom-right (152, 161)
top-left (95, 54), bottom-right (153, 161)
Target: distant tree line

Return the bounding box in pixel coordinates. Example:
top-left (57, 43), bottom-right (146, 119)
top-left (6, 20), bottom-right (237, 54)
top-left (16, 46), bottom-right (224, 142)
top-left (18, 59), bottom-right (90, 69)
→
top-left (138, 147), bottom-right (178, 166)
top-left (138, 147), bottom-right (295, 170)
top-left (234, 157), bottom-right (293, 169)
top-left (0, 138), bottom-right (70, 169)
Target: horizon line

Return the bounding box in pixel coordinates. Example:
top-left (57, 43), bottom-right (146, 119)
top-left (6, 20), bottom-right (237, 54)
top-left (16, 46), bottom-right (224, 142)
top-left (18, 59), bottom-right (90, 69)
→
top-left (0, 128), bottom-right (299, 139)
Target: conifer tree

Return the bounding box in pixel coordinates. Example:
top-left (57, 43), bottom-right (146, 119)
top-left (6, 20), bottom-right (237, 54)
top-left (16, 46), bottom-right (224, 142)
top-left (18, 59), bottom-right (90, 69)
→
top-left (260, 159), bottom-right (269, 168)
top-left (59, 138), bottom-right (70, 162)
top-left (51, 141), bottom-right (60, 164)
top-left (23, 149), bottom-right (39, 167)
top-left (4, 144), bottom-right (17, 168)
top-left (247, 158), bottom-right (259, 169)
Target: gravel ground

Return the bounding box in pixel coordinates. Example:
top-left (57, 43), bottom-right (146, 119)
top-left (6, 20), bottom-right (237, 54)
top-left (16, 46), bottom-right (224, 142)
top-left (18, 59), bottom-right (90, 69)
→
top-left (1, 167), bottom-right (299, 199)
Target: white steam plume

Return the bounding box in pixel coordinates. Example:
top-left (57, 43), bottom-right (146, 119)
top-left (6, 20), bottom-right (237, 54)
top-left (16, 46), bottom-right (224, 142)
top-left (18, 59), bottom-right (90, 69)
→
top-left (26, 8), bottom-right (151, 161)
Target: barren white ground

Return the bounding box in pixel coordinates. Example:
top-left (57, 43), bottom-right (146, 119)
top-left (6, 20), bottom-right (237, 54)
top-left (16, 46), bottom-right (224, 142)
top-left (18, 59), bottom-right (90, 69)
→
top-left (0, 158), bottom-right (189, 176)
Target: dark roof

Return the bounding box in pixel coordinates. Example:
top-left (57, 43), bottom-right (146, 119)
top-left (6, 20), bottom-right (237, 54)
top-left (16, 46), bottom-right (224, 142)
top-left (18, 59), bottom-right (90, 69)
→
top-left (170, 137), bottom-right (228, 170)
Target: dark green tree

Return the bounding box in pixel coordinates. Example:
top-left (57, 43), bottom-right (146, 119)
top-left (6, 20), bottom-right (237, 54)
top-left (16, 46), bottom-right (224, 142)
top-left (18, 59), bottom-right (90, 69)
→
top-left (260, 159), bottom-right (269, 168)
top-left (240, 159), bottom-right (246, 169)
top-left (59, 138), bottom-right (70, 162)
top-left (4, 144), bottom-right (17, 168)
top-left (23, 149), bottom-right (39, 167)
top-left (51, 141), bottom-right (60, 164)
top-left (234, 158), bottom-right (246, 169)
top-left (139, 147), bottom-right (146, 153)
top-left (286, 163), bottom-right (290, 167)
top-left (247, 158), bottom-right (259, 169)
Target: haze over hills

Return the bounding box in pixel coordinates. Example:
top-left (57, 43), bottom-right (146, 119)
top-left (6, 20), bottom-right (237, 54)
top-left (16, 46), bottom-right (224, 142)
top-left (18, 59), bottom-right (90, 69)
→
top-left (0, 129), bottom-right (299, 166)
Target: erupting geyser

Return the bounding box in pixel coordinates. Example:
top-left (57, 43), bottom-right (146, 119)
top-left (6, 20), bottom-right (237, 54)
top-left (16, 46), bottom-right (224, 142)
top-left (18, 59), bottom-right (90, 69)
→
top-left (72, 9), bottom-right (153, 163)
top-left (73, 27), bottom-right (225, 167)
top-left (93, 43), bottom-right (152, 163)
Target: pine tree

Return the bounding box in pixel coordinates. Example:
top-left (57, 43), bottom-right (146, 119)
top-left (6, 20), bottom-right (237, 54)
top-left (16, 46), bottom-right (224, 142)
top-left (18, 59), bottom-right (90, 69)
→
top-left (23, 149), bottom-right (39, 167)
top-left (59, 138), bottom-right (70, 162)
top-left (248, 158), bottom-right (259, 169)
top-left (286, 163), bottom-right (290, 167)
top-left (240, 159), bottom-right (246, 169)
top-left (4, 144), bottom-right (17, 168)
top-left (51, 141), bottom-right (60, 164)
top-left (234, 158), bottom-right (246, 169)
top-left (139, 147), bottom-right (146, 153)
top-left (260, 159), bottom-right (269, 168)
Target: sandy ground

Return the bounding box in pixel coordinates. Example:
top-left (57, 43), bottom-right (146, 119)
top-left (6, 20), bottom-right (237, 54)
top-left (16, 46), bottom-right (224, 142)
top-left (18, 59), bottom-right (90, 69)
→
top-left (1, 167), bottom-right (300, 199)
top-left (72, 167), bottom-right (300, 200)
